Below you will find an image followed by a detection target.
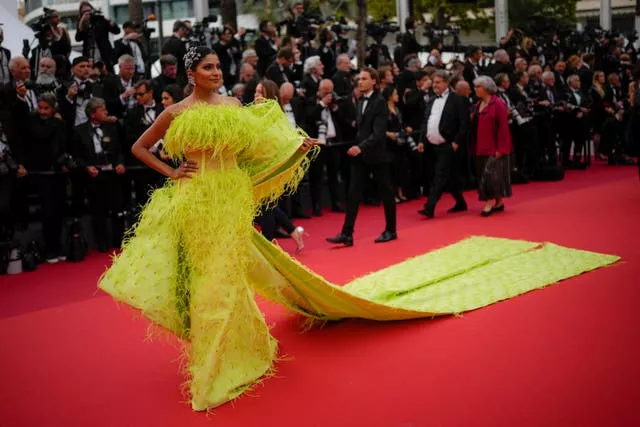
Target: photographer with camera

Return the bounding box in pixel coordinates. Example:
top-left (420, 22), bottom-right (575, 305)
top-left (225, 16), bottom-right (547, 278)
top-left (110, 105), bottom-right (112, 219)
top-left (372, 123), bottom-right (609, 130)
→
top-left (400, 17), bottom-right (421, 67)
top-left (115, 21), bottom-right (147, 78)
top-left (102, 55), bottom-right (139, 118)
top-left (76, 1), bottom-right (120, 73)
top-left (213, 26), bottom-right (246, 88)
top-left (19, 93), bottom-right (68, 263)
top-left (28, 8), bottom-right (72, 79)
top-left (306, 78), bottom-right (345, 215)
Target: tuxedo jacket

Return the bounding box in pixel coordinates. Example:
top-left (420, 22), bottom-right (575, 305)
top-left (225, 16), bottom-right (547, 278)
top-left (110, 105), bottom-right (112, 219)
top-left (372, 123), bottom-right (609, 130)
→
top-left (73, 121), bottom-right (124, 168)
top-left (123, 103), bottom-right (164, 156)
top-left (332, 70), bottom-right (353, 98)
top-left (0, 82), bottom-right (31, 160)
top-left (254, 36), bottom-right (277, 76)
top-left (401, 31), bottom-right (421, 58)
top-left (57, 79), bottom-right (103, 137)
top-left (289, 96), bottom-right (307, 128)
top-left (420, 91), bottom-right (470, 148)
top-left (355, 91), bottom-right (390, 165)
top-left (554, 71), bottom-right (568, 93)
top-left (114, 38), bottom-right (146, 66)
top-left (102, 74), bottom-right (141, 118)
top-left (463, 60), bottom-right (480, 88)
top-left (305, 99), bottom-right (343, 141)
top-left (264, 62), bottom-right (293, 88)
top-left (300, 75), bottom-right (320, 106)
top-left (151, 74), bottom-right (177, 104)
top-left (565, 89), bottom-right (591, 120)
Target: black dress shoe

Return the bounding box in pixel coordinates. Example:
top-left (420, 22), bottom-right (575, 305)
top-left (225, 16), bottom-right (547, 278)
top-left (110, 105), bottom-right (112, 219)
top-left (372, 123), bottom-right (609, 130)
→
top-left (492, 204), bottom-right (505, 212)
top-left (418, 208), bottom-right (434, 218)
top-left (374, 231), bottom-right (397, 243)
top-left (326, 233), bottom-right (353, 246)
top-left (447, 204), bottom-right (468, 213)
top-left (331, 204), bottom-right (345, 213)
top-left (293, 211), bottom-right (311, 219)
top-left (480, 209), bottom-right (493, 217)
top-left (312, 207), bottom-right (323, 217)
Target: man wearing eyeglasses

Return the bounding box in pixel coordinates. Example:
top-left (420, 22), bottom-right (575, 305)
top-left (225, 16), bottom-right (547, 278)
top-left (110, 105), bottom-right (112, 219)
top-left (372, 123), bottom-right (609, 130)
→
top-left (122, 80), bottom-right (164, 208)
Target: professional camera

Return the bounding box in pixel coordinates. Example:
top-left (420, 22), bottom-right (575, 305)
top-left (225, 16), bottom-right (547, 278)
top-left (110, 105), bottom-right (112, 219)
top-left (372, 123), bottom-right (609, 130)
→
top-left (366, 19), bottom-right (400, 39)
top-left (29, 7), bottom-right (57, 40)
top-left (190, 15), bottom-right (218, 46)
top-left (57, 153), bottom-right (79, 171)
top-left (397, 129), bottom-right (419, 151)
top-left (88, 9), bottom-right (106, 25)
top-left (0, 143), bottom-right (18, 177)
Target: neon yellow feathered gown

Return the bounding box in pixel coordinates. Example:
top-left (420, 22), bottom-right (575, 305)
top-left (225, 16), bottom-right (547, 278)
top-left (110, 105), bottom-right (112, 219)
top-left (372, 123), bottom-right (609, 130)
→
top-left (98, 100), bottom-right (619, 411)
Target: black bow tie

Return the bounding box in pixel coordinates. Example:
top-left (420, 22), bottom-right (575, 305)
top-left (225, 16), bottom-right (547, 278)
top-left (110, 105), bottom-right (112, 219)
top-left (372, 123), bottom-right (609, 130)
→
top-left (144, 105), bottom-right (154, 111)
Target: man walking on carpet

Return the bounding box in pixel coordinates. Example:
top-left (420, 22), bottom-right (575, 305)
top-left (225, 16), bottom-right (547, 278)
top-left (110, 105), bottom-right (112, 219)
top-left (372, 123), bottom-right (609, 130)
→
top-left (326, 67), bottom-right (397, 246)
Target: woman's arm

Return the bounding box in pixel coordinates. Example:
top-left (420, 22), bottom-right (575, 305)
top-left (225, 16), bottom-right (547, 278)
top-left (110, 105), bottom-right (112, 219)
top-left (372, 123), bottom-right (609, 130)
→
top-left (131, 105), bottom-right (197, 179)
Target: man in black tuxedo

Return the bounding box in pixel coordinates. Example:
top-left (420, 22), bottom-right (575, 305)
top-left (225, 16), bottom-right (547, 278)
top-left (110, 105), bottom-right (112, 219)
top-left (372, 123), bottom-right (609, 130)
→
top-left (264, 48), bottom-right (295, 87)
top-left (332, 54), bottom-right (353, 97)
top-left (489, 49), bottom-right (513, 77)
top-left (123, 80), bottom-right (164, 208)
top-left (554, 61), bottom-right (568, 93)
top-left (114, 21), bottom-right (147, 78)
top-left (463, 46), bottom-right (483, 90)
top-left (417, 70), bottom-right (469, 218)
top-left (161, 21), bottom-right (189, 86)
top-left (101, 54), bottom-right (139, 118)
top-left (563, 74), bottom-right (591, 168)
top-left (255, 21), bottom-right (279, 76)
top-left (76, 1), bottom-right (121, 72)
top-left (327, 68), bottom-right (396, 246)
top-left (300, 56), bottom-right (323, 106)
top-left (73, 97), bottom-right (125, 252)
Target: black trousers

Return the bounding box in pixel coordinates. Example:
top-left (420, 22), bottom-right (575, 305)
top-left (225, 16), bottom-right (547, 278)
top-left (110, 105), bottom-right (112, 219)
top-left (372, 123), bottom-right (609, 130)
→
top-left (256, 207), bottom-right (295, 241)
top-left (562, 118), bottom-right (588, 163)
top-left (424, 143), bottom-right (466, 214)
top-left (342, 160), bottom-right (396, 236)
top-left (86, 171), bottom-right (124, 249)
top-left (309, 144), bottom-right (342, 209)
top-left (30, 174), bottom-right (66, 257)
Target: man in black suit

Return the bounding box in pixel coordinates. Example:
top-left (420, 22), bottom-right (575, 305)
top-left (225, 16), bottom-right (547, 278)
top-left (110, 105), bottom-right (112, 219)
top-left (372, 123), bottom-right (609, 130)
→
top-left (400, 17), bottom-right (421, 67)
top-left (76, 1), bottom-right (121, 72)
top-left (73, 97), bottom-right (125, 252)
top-left (417, 70), bottom-right (469, 218)
top-left (264, 48), bottom-right (295, 87)
top-left (463, 46), bottom-right (483, 90)
top-left (123, 80), bottom-right (164, 208)
top-left (332, 54), bottom-right (353, 97)
top-left (327, 68), bottom-right (396, 246)
top-left (114, 21), bottom-right (147, 78)
top-left (161, 21), bottom-right (189, 86)
top-left (563, 74), bottom-right (591, 168)
top-left (300, 56), bottom-right (323, 106)
top-left (489, 49), bottom-right (513, 77)
top-left (553, 61), bottom-right (568, 93)
top-left (101, 54), bottom-right (139, 118)
top-left (255, 21), bottom-right (279, 76)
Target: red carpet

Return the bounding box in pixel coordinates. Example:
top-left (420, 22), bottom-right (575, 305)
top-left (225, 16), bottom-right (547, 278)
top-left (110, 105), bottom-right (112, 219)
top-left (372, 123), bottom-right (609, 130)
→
top-left (1, 164), bottom-right (639, 427)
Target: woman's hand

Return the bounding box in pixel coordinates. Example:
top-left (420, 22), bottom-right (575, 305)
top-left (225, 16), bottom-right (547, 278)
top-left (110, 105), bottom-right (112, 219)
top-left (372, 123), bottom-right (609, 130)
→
top-left (254, 96), bottom-right (265, 104)
top-left (299, 137), bottom-right (319, 152)
top-left (170, 160), bottom-right (199, 179)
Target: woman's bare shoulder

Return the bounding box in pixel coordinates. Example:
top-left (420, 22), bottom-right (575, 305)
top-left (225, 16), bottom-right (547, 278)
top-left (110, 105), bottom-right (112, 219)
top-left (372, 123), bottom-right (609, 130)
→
top-left (221, 96), bottom-right (242, 107)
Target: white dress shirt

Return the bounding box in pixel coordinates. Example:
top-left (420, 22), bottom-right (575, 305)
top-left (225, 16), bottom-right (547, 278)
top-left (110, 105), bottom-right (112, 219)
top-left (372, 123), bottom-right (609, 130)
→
top-left (426, 89), bottom-right (449, 145)
top-left (283, 103), bottom-right (297, 129)
top-left (361, 89), bottom-right (374, 114)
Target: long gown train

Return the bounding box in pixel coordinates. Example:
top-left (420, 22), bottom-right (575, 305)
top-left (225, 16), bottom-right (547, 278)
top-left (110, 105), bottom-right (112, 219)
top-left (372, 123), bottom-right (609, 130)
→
top-left (98, 101), bottom-right (619, 411)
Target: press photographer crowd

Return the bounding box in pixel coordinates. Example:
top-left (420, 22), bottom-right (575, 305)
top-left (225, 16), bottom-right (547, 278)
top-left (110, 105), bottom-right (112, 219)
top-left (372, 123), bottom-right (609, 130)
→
top-left (1, 0), bottom-right (639, 271)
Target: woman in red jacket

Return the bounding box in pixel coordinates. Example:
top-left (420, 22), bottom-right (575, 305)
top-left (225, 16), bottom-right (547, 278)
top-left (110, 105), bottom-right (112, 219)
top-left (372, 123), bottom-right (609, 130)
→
top-left (472, 75), bottom-right (513, 216)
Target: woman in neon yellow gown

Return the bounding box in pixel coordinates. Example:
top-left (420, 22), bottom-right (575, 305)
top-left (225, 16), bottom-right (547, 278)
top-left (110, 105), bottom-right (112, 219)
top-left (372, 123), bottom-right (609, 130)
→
top-left (99, 47), bottom-right (619, 411)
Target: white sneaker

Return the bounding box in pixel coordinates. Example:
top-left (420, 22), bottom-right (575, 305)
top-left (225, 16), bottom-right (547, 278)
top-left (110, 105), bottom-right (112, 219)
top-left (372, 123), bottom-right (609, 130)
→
top-left (58, 255), bottom-right (67, 262)
top-left (46, 257), bottom-right (60, 264)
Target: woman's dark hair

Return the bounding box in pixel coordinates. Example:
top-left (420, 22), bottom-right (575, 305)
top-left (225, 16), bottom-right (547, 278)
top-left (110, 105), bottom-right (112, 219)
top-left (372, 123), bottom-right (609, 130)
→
top-left (163, 84), bottom-right (184, 104)
top-left (258, 79), bottom-right (280, 103)
top-left (37, 93), bottom-right (58, 111)
top-left (184, 46), bottom-right (216, 72)
top-left (382, 85), bottom-right (397, 102)
top-left (78, 1), bottom-right (93, 17)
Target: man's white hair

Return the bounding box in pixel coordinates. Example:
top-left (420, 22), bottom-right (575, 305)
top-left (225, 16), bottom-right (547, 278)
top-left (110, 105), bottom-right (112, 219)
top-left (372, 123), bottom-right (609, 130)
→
top-left (118, 54), bottom-right (136, 66)
top-left (304, 56), bottom-right (322, 75)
